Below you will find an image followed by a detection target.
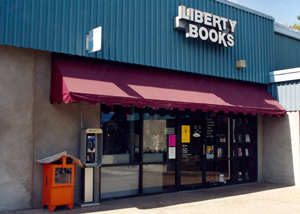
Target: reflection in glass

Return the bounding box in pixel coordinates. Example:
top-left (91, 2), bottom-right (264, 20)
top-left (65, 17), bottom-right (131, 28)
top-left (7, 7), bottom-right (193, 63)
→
top-left (233, 117), bottom-right (250, 143)
top-left (232, 115), bottom-right (257, 183)
top-left (143, 114), bottom-right (175, 162)
top-left (101, 166), bottom-right (139, 199)
top-left (101, 105), bottom-right (140, 164)
top-left (181, 154), bottom-right (203, 185)
top-left (206, 160), bottom-right (230, 183)
top-left (232, 158), bottom-right (256, 182)
top-left (180, 116), bottom-right (204, 187)
top-left (143, 163), bottom-right (175, 194)
top-left (54, 168), bottom-right (72, 184)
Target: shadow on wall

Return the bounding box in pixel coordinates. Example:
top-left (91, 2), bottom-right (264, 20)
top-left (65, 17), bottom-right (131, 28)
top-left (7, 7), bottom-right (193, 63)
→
top-left (263, 114), bottom-right (295, 185)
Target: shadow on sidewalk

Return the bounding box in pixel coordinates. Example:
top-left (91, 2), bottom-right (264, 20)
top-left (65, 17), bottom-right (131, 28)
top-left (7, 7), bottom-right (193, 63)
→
top-left (11, 182), bottom-right (291, 213)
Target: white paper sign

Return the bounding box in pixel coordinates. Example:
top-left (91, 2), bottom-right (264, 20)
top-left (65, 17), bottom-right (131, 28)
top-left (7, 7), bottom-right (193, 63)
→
top-left (169, 147), bottom-right (176, 159)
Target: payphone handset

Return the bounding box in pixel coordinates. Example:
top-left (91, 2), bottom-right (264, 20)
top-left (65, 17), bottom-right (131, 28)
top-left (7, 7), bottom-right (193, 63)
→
top-left (80, 128), bottom-right (103, 167)
top-left (86, 134), bottom-right (96, 163)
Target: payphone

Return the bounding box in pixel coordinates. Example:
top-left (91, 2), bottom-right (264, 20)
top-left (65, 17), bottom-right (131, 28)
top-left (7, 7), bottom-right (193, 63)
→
top-left (80, 128), bottom-right (102, 167)
top-left (80, 128), bottom-right (102, 206)
top-left (86, 134), bottom-right (96, 163)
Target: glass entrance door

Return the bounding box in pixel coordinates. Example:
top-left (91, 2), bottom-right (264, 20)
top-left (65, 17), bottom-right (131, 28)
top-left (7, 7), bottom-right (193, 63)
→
top-left (180, 116), bottom-right (205, 190)
top-left (204, 112), bottom-right (231, 187)
top-left (179, 112), bottom-right (231, 190)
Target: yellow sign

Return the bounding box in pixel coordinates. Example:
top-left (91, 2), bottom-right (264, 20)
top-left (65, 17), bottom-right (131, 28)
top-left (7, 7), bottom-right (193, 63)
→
top-left (86, 128), bottom-right (103, 134)
top-left (181, 125), bottom-right (190, 143)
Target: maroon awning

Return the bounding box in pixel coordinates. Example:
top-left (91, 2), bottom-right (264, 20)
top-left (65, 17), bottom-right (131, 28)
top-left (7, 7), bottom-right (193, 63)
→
top-left (50, 56), bottom-right (286, 116)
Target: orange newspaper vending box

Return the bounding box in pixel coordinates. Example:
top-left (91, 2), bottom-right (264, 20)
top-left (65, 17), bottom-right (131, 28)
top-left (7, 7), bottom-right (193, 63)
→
top-left (42, 156), bottom-right (75, 212)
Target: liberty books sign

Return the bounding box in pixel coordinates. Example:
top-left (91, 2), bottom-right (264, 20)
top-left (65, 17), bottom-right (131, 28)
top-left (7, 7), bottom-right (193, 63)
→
top-left (174, 5), bottom-right (237, 48)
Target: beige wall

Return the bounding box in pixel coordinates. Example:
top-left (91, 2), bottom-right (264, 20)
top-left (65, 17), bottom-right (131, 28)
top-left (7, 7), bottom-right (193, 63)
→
top-left (291, 112), bottom-right (300, 186)
top-left (257, 115), bottom-right (264, 182)
top-left (0, 46), bottom-right (100, 212)
top-left (0, 46), bottom-right (35, 211)
top-left (263, 112), bottom-right (300, 186)
top-left (286, 112), bottom-right (300, 186)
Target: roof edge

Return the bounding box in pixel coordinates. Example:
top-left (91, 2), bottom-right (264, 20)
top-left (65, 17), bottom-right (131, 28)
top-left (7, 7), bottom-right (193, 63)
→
top-left (269, 67), bottom-right (300, 83)
top-left (274, 22), bottom-right (300, 41)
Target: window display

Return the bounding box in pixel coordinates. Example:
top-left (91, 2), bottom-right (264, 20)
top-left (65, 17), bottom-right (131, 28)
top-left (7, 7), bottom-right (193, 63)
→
top-left (204, 113), bottom-right (231, 186)
top-left (143, 113), bottom-right (176, 163)
top-left (205, 112), bottom-right (230, 160)
top-left (231, 116), bottom-right (257, 183)
top-left (180, 115), bottom-right (204, 188)
top-left (206, 160), bottom-right (230, 184)
top-left (100, 104), bottom-right (257, 199)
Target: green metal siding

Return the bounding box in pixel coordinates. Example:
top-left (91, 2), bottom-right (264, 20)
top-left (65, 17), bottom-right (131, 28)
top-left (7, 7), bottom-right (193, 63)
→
top-left (274, 33), bottom-right (300, 70)
top-left (0, 0), bottom-right (274, 83)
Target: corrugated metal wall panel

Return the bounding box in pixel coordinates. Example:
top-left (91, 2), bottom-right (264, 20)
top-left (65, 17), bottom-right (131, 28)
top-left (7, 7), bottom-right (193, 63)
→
top-left (0, 0), bottom-right (274, 83)
top-left (274, 33), bottom-right (300, 70)
top-left (269, 81), bottom-right (300, 111)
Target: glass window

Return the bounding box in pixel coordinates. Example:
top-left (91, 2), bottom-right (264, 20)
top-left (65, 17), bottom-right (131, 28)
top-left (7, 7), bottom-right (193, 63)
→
top-left (143, 163), bottom-right (176, 194)
top-left (143, 113), bottom-right (176, 163)
top-left (231, 115), bottom-right (257, 183)
top-left (206, 112), bottom-right (229, 160)
top-left (206, 160), bottom-right (230, 184)
top-left (233, 117), bottom-right (251, 144)
top-left (232, 158), bottom-right (256, 182)
top-left (180, 114), bottom-right (204, 187)
top-left (54, 168), bottom-right (72, 184)
top-left (101, 166), bottom-right (139, 199)
top-left (101, 105), bottom-right (140, 164)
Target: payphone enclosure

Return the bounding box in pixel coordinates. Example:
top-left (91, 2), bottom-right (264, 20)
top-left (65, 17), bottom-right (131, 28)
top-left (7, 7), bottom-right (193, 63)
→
top-left (79, 128), bottom-right (102, 206)
top-left (80, 128), bottom-right (103, 167)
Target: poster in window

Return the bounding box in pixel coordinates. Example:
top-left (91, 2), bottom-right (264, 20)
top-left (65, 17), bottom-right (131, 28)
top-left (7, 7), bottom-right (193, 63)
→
top-left (245, 148), bottom-right (249, 156)
top-left (217, 148), bottom-right (222, 158)
top-left (245, 134), bottom-right (250, 142)
top-left (165, 127), bottom-right (175, 135)
top-left (238, 134), bottom-right (243, 143)
top-left (206, 146), bottom-right (214, 159)
top-left (238, 148), bottom-right (242, 156)
top-left (181, 125), bottom-right (190, 143)
top-left (193, 125), bottom-right (201, 137)
top-left (182, 144), bottom-right (191, 157)
top-left (168, 147), bottom-right (176, 159)
top-left (169, 135), bottom-right (176, 147)
top-left (206, 118), bottom-right (215, 138)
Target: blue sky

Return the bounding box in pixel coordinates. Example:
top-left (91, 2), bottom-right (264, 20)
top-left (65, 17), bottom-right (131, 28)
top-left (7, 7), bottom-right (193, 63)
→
top-left (227, 0), bottom-right (300, 26)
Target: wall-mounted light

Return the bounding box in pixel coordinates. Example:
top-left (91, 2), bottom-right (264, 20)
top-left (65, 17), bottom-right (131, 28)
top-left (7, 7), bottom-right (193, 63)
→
top-left (236, 60), bottom-right (246, 68)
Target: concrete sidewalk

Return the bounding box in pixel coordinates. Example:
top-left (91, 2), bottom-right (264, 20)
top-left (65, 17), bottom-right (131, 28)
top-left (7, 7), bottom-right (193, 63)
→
top-left (5, 182), bottom-right (300, 214)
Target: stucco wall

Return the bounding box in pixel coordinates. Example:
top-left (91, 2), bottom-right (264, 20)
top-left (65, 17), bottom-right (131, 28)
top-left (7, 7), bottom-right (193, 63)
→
top-left (0, 46), bottom-right (35, 211)
top-left (32, 52), bottom-right (100, 208)
top-left (0, 46), bottom-right (100, 212)
top-left (263, 112), bottom-right (300, 186)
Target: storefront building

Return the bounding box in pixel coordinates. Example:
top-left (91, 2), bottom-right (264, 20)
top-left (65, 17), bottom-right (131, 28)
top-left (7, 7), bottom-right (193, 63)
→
top-left (0, 0), bottom-right (299, 212)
